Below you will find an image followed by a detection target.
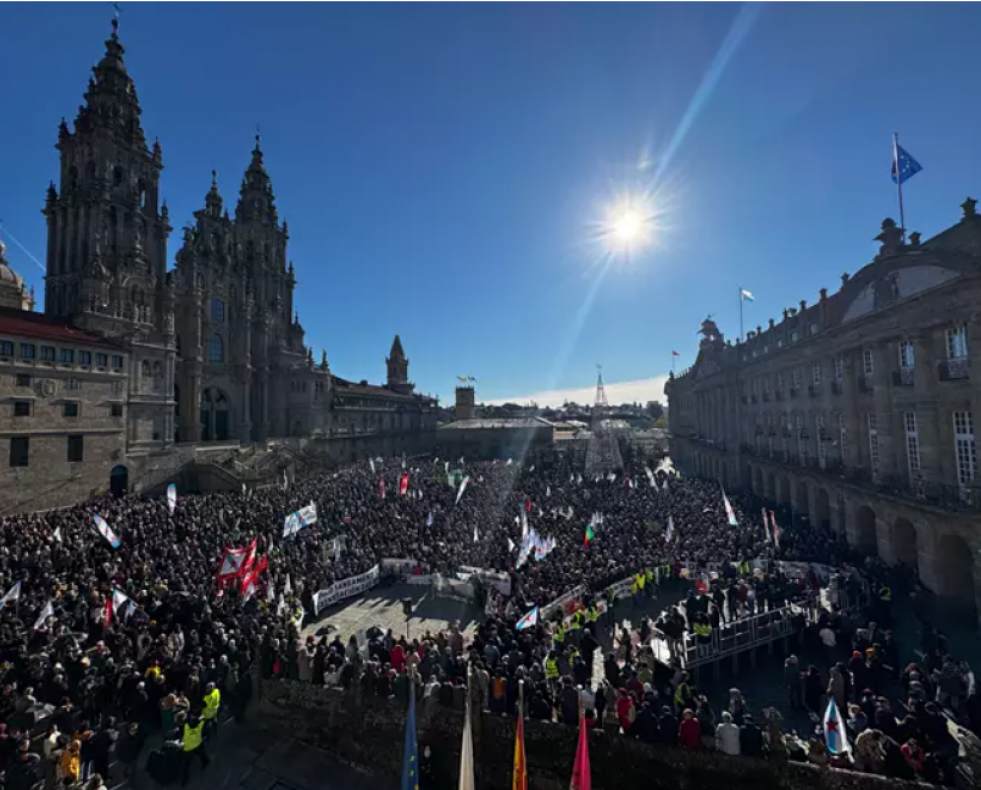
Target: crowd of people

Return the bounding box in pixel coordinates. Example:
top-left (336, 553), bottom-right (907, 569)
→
top-left (0, 447), bottom-right (976, 788)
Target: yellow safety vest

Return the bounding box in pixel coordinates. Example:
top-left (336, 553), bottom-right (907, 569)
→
top-left (674, 683), bottom-right (690, 706)
top-left (568, 648), bottom-right (580, 665)
top-left (545, 659), bottom-right (559, 680)
top-left (183, 722), bottom-right (204, 752)
top-left (694, 623), bottom-right (711, 639)
top-left (203, 689), bottom-right (221, 720)
top-left (740, 562), bottom-right (751, 576)
top-left (553, 626), bottom-right (565, 644)
top-left (637, 574), bottom-right (646, 591)
top-left (587, 607), bottom-right (598, 623)
top-left (646, 570), bottom-right (654, 583)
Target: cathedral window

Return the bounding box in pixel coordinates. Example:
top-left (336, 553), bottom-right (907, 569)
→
top-left (210, 333), bottom-right (225, 364)
top-left (141, 360), bottom-right (151, 378)
top-left (211, 299), bottom-right (226, 322)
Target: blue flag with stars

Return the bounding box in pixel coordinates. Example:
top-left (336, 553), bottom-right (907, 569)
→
top-left (401, 683), bottom-right (419, 790)
top-left (891, 144), bottom-right (922, 185)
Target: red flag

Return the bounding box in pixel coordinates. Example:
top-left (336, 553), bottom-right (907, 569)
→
top-left (513, 700), bottom-right (527, 790)
top-left (672, 350), bottom-right (679, 356)
top-left (525, 499), bottom-right (532, 512)
top-left (399, 473), bottom-right (409, 496)
top-left (216, 539), bottom-right (257, 587)
top-left (240, 555), bottom-right (269, 599)
top-left (104, 596), bottom-right (113, 629)
top-left (379, 477), bottom-right (386, 499)
top-left (570, 714), bottom-right (591, 790)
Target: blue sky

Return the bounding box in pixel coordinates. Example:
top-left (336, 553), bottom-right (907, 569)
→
top-left (2, 3), bottom-right (981, 406)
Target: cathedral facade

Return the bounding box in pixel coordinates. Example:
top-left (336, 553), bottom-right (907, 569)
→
top-left (0, 21), bottom-right (435, 512)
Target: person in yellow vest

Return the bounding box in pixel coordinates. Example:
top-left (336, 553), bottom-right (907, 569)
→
top-left (181, 713), bottom-right (210, 784)
top-left (645, 569), bottom-right (655, 598)
top-left (202, 682), bottom-right (221, 739)
top-left (544, 651), bottom-right (560, 686)
top-left (553, 622), bottom-right (566, 649)
top-left (568, 609), bottom-right (582, 647)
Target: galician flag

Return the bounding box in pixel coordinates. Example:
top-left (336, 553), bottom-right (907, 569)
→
top-left (823, 697), bottom-right (851, 756)
top-left (34, 600), bottom-right (54, 630)
top-left (740, 288), bottom-right (755, 302)
top-left (94, 515), bottom-right (120, 549)
top-left (166, 483), bottom-right (177, 515)
top-left (515, 606), bottom-right (538, 631)
top-left (0, 581), bottom-right (21, 610)
top-left (455, 475), bottom-right (470, 505)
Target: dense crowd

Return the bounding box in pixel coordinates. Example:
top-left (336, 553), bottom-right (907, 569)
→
top-left (0, 448), bottom-right (975, 788)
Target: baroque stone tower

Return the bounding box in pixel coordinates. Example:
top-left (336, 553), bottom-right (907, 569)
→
top-left (386, 334), bottom-right (414, 395)
top-left (42, 19), bottom-right (176, 448)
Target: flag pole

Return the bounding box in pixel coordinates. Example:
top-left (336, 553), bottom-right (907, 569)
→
top-left (893, 132), bottom-right (906, 243)
top-left (738, 285), bottom-right (744, 342)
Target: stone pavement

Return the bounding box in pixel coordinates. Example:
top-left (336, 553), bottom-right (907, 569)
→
top-left (302, 581), bottom-right (483, 643)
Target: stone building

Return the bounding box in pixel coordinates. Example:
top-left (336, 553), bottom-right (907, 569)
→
top-left (0, 20), bottom-right (436, 511)
top-left (666, 206), bottom-right (981, 621)
top-left (437, 387), bottom-right (556, 459)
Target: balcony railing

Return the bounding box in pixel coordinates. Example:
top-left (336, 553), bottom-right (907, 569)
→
top-left (938, 358), bottom-right (969, 381)
top-left (892, 367), bottom-right (915, 387)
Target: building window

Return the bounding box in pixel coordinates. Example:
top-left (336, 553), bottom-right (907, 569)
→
top-left (776, 372), bottom-right (784, 391)
top-left (63, 402), bottom-right (79, 418)
top-left (868, 413), bottom-right (880, 470)
top-left (60, 348), bottom-right (75, 364)
top-left (13, 401), bottom-right (31, 417)
top-left (839, 413), bottom-right (848, 464)
top-left (767, 435), bottom-right (774, 457)
top-left (9, 437), bottom-right (28, 468)
top-left (816, 414), bottom-right (826, 467)
top-left (141, 360), bottom-right (151, 378)
top-left (792, 367), bottom-right (801, 389)
top-left (811, 364), bottom-right (821, 385)
top-left (834, 355), bottom-right (844, 382)
top-left (111, 355), bottom-right (123, 369)
top-left (65, 378), bottom-right (82, 391)
top-left (111, 403), bottom-right (123, 418)
top-left (953, 411), bottom-right (977, 486)
top-left (19, 343), bottom-right (35, 360)
top-left (862, 349), bottom-right (874, 378)
top-left (40, 346), bottom-right (56, 362)
top-left (905, 411), bottom-right (921, 482)
top-left (210, 333), bottom-right (224, 363)
top-left (211, 299), bottom-right (225, 322)
top-left (899, 340), bottom-right (915, 369)
top-left (0, 341), bottom-right (13, 357)
top-left (96, 353), bottom-right (108, 368)
top-left (80, 351), bottom-right (92, 366)
top-left (796, 414), bottom-right (807, 465)
top-left (946, 325), bottom-right (968, 359)
top-left (16, 374), bottom-right (31, 388)
top-left (791, 330), bottom-right (799, 343)
top-left (66, 434), bottom-right (84, 463)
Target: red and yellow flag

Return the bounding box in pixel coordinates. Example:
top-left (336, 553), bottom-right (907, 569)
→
top-left (570, 713), bottom-right (591, 790)
top-left (513, 695), bottom-right (527, 790)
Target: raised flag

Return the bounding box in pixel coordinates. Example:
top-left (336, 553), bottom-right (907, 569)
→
top-left (0, 581), bottom-right (21, 610)
top-left (506, 458), bottom-right (513, 466)
top-left (426, 512), bottom-right (434, 528)
top-left (166, 483), bottom-right (177, 515)
top-left (740, 288), bottom-right (755, 302)
top-left (241, 555), bottom-right (269, 601)
top-left (770, 510), bottom-right (782, 550)
top-left (370, 458), bottom-right (376, 475)
top-left (513, 682), bottom-right (527, 790)
top-left (570, 711), bottom-right (592, 790)
top-left (34, 600), bottom-right (54, 631)
top-left (53, 527), bottom-right (62, 543)
top-left (283, 468), bottom-right (289, 491)
top-left (455, 475), bottom-right (470, 505)
top-left (379, 476), bottom-right (387, 500)
top-left (401, 673), bottom-right (419, 790)
top-left (94, 515), bottom-right (120, 549)
top-left (762, 508), bottom-right (772, 543)
top-left (583, 523), bottom-right (595, 548)
top-left (112, 589), bottom-right (133, 621)
top-left (665, 515), bottom-right (674, 544)
top-left (507, 536), bottom-right (515, 552)
top-left (515, 606), bottom-right (538, 631)
top-left (546, 485), bottom-right (551, 498)
top-left (891, 142), bottom-right (923, 185)
top-left (399, 473), bottom-right (410, 497)
top-left (216, 539), bottom-right (257, 585)
top-left (459, 671), bottom-right (475, 790)
top-left (283, 502), bottom-right (318, 538)
top-left (672, 350), bottom-right (679, 356)
top-left (823, 697), bottom-right (851, 756)
top-left (520, 509), bottom-right (529, 540)
top-left (721, 485), bottom-right (739, 527)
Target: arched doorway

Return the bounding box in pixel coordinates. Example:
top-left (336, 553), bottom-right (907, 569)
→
top-left (854, 505), bottom-right (877, 552)
top-left (200, 387), bottom-right (231, 441)
top-left (110, 465), bottom-right (128, 497)
top-left (935, 534), bottom-right (976, 616)
top-left (814, 488), bottom-right (831, 531)
top-left (892, 518), bottom-right (917, 568)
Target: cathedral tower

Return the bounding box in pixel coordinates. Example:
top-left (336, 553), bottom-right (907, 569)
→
top-left (43, 18), bottom-right (171, 330)
top-left (386, 334), bottom-right (414, 395)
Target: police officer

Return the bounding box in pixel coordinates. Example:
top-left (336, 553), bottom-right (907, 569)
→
top-left (181, 713), bottom-right (210, 784)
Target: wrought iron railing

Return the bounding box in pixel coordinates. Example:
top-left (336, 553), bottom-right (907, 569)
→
top-left (892, 367), bottom-right (915, 387)
top-left (938, 358), bottom-right (969, 381)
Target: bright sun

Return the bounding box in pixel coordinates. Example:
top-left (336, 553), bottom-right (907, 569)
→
top-left (612, 210), bottom-right (644, 245)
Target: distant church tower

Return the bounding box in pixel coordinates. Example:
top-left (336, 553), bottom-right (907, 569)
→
top-left (386, 335), bottom-right (414, 395)
top-left (43, 18), bottom-right (171, 329)
top-left (455, 385), bottom-right (476, 421)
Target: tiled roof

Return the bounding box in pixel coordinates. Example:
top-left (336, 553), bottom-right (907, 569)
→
top-left (332, 377), bottom-right (420, 402)
top-left (0, 308), bottom-right (121, 349)
top-left (439, 417), bottom-right (557, 430)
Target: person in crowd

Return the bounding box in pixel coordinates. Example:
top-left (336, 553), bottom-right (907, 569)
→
top-left (716, 711), bottom-right (741, 756)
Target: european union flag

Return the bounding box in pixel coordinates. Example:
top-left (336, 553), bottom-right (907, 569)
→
top-left (401, 685), bottom-right (419, 790)
top-left (891, 144), bottom-right (923, 185)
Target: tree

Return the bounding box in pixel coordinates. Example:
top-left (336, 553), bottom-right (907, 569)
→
top-left (645, 401), bottom-right (664, 421)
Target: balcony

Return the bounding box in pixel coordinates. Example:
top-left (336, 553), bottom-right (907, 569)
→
top-left (938, 358), bottom-right (969, 381)
top-left (831, 380), bottom-right (843, 395)
top-left (808, 383), bottom-right (821, 398)
top-left (892, 367), bottom-right (915, 387)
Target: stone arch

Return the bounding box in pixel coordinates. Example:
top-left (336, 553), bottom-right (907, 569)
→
top-left (935, 533), bottom-right (977, 614)
top-left (110, 464), bottom-right (129, 497)
top-left (814, 488), bottom-right (831, 531)
top-left (891, 517), bottom-right (918, 568)
top-left (854, 505), bottom-right (877, 552)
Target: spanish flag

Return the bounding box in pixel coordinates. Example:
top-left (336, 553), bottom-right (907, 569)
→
top-left (513, 683), bottom-right (527, 790)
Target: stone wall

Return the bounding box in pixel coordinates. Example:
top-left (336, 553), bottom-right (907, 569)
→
top-left (254, 680), bottom-right (932, 790)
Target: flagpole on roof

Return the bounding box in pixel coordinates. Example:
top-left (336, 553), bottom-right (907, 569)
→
top-left (738, 284), bottom-right (744, 342)
top-left (893, 133), bottom-right (906, 243)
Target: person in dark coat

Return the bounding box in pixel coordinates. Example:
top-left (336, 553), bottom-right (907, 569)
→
top-left (740, 715), bottom-right (767, 758)
top-left (115, 723), bottom-right (145, 788)
top-left (633, 702), bottom-right (659, 744)
top-left (658, 706), bottom-right (679, 746)
top-left (89, 718), bottom-right (117, 782)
